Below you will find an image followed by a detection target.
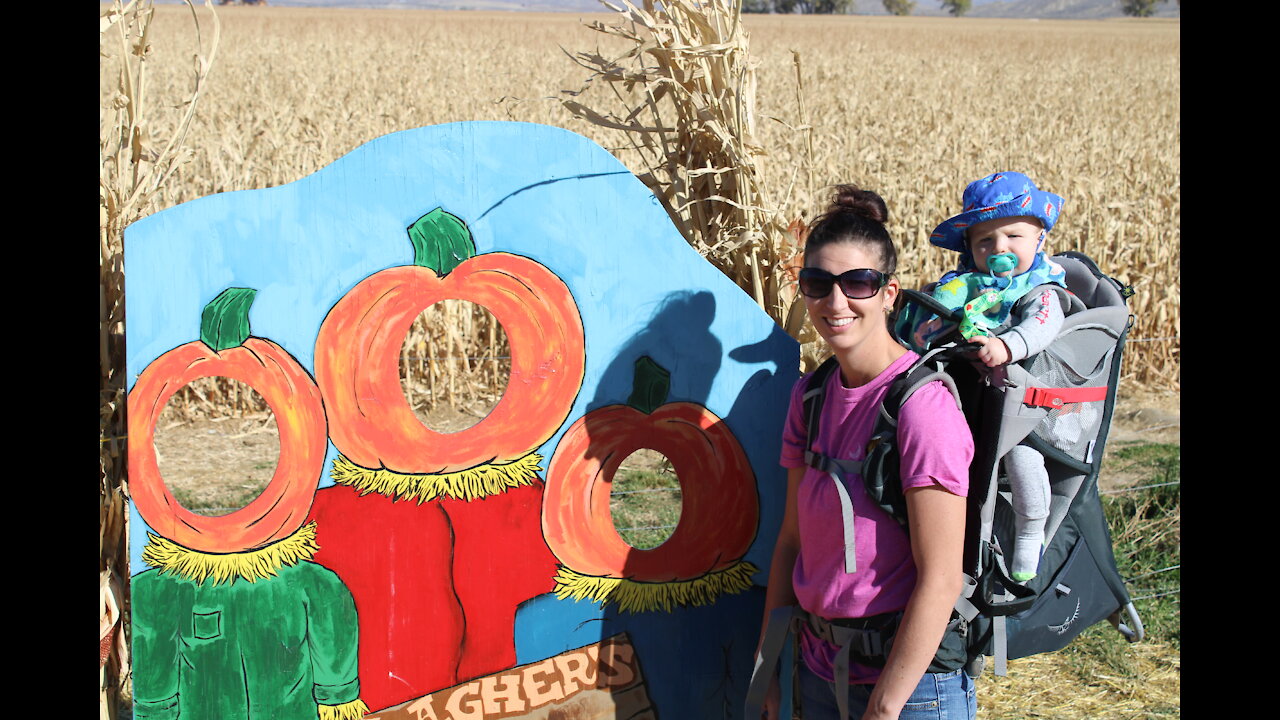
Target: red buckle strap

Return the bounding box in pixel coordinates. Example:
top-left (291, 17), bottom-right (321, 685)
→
top-left (1023, 386), bottom-right (1108, 408)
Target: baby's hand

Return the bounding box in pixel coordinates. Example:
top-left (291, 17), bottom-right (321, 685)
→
top-left (970, 335), bottom-right (1011, 368)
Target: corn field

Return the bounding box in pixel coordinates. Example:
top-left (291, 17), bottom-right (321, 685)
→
top-left (104, 2), bottom-right (1179, 409)
top-left (100, 1), bottom-right (1178, 715)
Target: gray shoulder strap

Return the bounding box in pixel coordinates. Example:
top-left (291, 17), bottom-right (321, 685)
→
top-left (1014, 282), bottom-right (1084, 317)
top-left (804, 453), bottom-right (863, 574)
top-left (881, 364), bottom-right (962, 430)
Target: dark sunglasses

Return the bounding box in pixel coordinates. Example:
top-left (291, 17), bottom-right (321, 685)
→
top-left (797, 267), bottom-right (889, 300)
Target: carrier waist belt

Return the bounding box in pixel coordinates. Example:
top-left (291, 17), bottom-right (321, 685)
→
top-left (805, 609), bottom-right (902, 720)
top-left (745, 606), bottom-right (902, 720)
top-left (804, 611), bottom-right (900, 660)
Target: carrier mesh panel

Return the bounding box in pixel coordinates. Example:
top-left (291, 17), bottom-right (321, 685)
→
top-left (1023, 324), bottom-right (1118, 462)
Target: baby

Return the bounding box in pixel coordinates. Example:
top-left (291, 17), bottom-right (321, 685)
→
top-left (901, 171), bottom-right (1069, 582)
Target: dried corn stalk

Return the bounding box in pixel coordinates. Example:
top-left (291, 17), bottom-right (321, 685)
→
top-left (563, 0), bottom-right (807, 339)
top-left (108, 8), bottom-right (1177, 390)
top-left (100, 2), bottom-right (220, 716)
top-left (398, 300), bottom-right (512, 424)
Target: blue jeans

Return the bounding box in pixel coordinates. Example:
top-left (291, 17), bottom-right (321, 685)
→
top-left (797, 661), bottom-right (977, 719)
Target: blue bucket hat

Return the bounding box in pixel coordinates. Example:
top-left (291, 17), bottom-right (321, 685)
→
top-left (929, 172), bottom-right (1065, 252)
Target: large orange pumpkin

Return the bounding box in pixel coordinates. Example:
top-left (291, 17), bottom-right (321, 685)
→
top-left (128, 288), bottom-right (328, 553)
top-left (315, 208), bottom-right (585, 488)
top-left (542, 357), bottom-right (758, 583)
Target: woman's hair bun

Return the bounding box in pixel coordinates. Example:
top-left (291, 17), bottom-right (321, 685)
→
top-left (830, 184), bottom-right (889, 225)
top-left (804, 182), bottom-right (897, 274)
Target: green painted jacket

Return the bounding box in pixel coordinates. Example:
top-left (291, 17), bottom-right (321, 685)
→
top-left (132, 560), bottom-right (360, 720)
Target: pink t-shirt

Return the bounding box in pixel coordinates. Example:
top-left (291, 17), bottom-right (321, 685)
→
top-left (780, 350), bottom-right (972, 684)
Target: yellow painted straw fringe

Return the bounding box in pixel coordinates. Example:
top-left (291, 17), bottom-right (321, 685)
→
top-left (141, 521), bottom-right (319, 585)
top-left (330, 452), bottom-right (544, 502)
top-left (319, 699), bottom-right (371, 720)
top-left (553, 560), bottom-right (758, 614)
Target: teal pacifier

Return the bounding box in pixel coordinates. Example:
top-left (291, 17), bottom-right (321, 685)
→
top-left (987, 252), bottom-right (1018, 276)
top-left (957, 252), bottom-right (1019, 339)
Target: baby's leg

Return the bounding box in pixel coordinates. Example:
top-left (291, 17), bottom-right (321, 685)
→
top-left (1005, 445), bottom-right (1051, 582)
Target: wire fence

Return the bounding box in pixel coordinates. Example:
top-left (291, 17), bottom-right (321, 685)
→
top-left (1125, 563), bottom-right (1181, 601)
top-left (1106, 476), bottom-right (1181, 608)
top-left (1131, 589), bottom-right (1180, 602)
top-left (610, 469), bottom-right (1182, 612)
top-left (182, 404), bottom-right (1180, 604)
top-left (1101, 479), bottom-right (1180, 495)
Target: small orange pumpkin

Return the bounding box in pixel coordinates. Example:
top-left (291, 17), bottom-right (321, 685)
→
top-left (128, 288), bottom-right (328, 553)
top-left (314, 208), bottom-right (585, 489)
top-left (542, 357), bottom-right (758, 583)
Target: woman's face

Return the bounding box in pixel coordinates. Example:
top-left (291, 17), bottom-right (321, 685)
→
top-left (802, 242), bottom-right (898, 356)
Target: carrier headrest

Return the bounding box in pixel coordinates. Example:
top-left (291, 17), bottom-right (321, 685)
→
top-left (1054, 254), bottom-right (1125, 310)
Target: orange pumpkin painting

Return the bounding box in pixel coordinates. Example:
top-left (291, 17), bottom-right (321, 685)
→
top-left (543, 357), bottom-right (759, 613)
top-left (128, 287), bottom-right (328, 554)
top-left (315, 208), bottom-right (586, 501)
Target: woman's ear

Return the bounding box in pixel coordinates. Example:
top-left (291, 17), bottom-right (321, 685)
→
top-left (882, 275), bottom-right (900, 312)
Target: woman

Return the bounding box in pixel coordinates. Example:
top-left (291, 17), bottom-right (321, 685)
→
top-left (755, 185), bottom-right (975, 719)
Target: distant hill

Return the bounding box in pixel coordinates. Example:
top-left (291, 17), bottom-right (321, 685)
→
top-left (213, 0), bottom-right (607, 11)
top-left (902, 0), bottom-right (1181, 18)
top-left (198, 0), bottom-right (1181, 19)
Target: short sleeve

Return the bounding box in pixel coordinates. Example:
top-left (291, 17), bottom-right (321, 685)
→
top-left (304, 563), bottom-right (362, 706)
top-left (779, 373), bottom-right (812, 469)
top-left (895, 381), bottom-right (972, 497)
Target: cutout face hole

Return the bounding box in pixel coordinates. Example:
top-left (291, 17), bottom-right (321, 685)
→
top-left (611, 448), bottom-right (682, 550)
top-left (400, 299), bottom-right (511, 434)
top-left (153, 377), bottom-right (279, 517)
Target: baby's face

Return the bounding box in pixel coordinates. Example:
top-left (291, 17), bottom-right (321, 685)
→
top-left (966, 216), bottom-right (1044, 276)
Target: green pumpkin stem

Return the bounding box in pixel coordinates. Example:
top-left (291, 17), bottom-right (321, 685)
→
top-left (407, 208), bottom-right (476, 277)
top-left (200, 287), bottom-right (258, 352)
top-left (627, 356), bottom-right (671, 415)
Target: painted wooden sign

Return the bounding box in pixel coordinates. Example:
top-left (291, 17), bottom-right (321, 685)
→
top-left (125, 121), bottom-right (798, 719)
top-left (364, 634), bottom-right (651, 720)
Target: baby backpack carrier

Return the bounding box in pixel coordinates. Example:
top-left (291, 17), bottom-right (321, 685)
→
top-left (892, 250), bottom-right (1144, 674)
top-left (746, 251), bottom-right (1142, 717)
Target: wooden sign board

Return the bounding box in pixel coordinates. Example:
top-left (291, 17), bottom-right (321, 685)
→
top-left (365, 634), bottom-right (652, 720)
top-left (125, 121), bottom-right (798, 719)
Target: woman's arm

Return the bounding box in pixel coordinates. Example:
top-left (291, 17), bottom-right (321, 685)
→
top-left (995, 287), bottom-right (1067, 364)
top-left (767, 468), bottom-right (803, 590)
top-left (754, 466), bottom-right (805, 718)
top-left (862, 483), bottom-right (967, 720)
top-left (760, 467), bottom-right (804, 637)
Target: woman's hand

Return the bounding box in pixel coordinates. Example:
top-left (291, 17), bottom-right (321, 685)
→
top-left (969, 334), bottom-right (1010, 367)
top-left (762, 677), bottom-right (779, 719)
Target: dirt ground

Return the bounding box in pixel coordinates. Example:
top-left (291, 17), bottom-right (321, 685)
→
top-left (152, 395), bottom-right (499, 515)
top-left (1100, 388), bottom-right (1181, 488)
top-left (151, 387), bottom-right (1178, 516)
